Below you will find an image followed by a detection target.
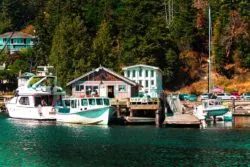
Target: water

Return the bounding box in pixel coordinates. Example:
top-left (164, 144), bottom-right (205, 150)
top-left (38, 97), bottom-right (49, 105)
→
top-left (0, 114), bottom-right (250, 167)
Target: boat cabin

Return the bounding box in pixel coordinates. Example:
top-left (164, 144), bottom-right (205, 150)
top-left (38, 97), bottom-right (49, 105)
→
top-left (202, 99), bottom-right (223, 108)
top-left (63, 97), bottom-right (110, 110)
top-left (11, 95), bottom-right (64, 108)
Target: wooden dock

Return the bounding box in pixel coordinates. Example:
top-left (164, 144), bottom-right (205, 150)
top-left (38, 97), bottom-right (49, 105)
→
top-left (164, 113), bottom-right (200, 128)
top-left (110, 98), bottom-right (162, 125)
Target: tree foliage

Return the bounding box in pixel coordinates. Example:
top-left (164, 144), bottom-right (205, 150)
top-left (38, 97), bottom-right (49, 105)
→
top-left (0, 0), bottom-right (249, 90)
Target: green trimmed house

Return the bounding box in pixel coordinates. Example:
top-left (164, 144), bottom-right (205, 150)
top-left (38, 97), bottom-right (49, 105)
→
top-left (122, 64), bottom-right (163, 98)
top-left (0, 31), bottom-right (35, 54)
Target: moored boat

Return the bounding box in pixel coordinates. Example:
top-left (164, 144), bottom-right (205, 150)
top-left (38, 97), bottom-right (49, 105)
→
top-left (5, 66), bottom-right (65, 120)
top-left (194, 99), bottom-right (229, 118)
top-left (56, 97), bottom-right (112, 125)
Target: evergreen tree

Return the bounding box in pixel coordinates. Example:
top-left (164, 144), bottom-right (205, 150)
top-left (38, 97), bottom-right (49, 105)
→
top-left (50, 16), bottom-right (91, 87)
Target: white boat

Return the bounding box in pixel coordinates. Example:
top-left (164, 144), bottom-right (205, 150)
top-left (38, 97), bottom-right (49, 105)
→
top-left (194, 99), bottom-right (229, 119)
top-left (56, 97), bottom-right (112, 125)
top-left (5, 66), bottom-right (65, 120)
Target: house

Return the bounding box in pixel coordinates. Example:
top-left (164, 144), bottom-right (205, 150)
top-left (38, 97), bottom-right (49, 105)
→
top-left (67, 66), bottom-right (140, 99)
top-left (0, 31), bottom-right (35, 54)
top-left (122, 64), bottom-right (163, 98)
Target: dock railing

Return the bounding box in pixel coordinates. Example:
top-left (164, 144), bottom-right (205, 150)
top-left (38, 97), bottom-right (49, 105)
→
top-left (166, 94), bottom-right (183, 114)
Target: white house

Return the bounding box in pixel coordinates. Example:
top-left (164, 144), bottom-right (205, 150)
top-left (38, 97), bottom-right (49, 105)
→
top-left (122, 64), bottom-right (163, 98)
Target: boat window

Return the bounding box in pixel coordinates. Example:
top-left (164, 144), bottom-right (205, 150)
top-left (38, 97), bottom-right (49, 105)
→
top-left (35, 96), bottom-right (42, 106)
top-left (71, 100), bottom-right (76, 108)
top-left (55, 96), bottom-right (63, 106)
top-left (88, 99), bottom-right (96, 105)
top-left (96, 99), bottom-right (103, 105)
top-left (104, 99), bottom-right (110, 106)
top-left (64, 100), bottom-right (70, 107)
top-left (81, 99), bottom-right (88, 106)
top-left (19, 97), bottom-right (29, 105)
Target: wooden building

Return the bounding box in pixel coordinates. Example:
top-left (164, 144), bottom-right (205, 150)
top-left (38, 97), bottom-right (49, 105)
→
top-left (67, 66), bottom-right (140, 99)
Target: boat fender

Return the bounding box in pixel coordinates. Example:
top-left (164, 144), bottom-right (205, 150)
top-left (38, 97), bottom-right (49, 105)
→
top-left (50, 108), bottom-right (56, 114)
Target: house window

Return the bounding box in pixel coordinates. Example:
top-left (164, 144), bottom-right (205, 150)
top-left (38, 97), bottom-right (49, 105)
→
top-left (76, 85), bottom-right (84, 92)
top-left (151, 70), bottom-right (154, 77)
top-left (118, 85), bottom-right (126, 92)
top-left (11, 39), bottom-right (14, 44)
top-left (86, 86), bottom-right (99, 96)
top-left (19, 97), bottom-right (29, 105)
top-left (139, 69), bottom-right (142, 77)
top-left (139, 80), bottom-right (142, 85)
top-left (86, 86), bottom-right (92, 95)
top-left (24, 39), bottom-right (26, 44)
top-left (145, 70), bottom-right (148, 77)
top-left (127, 71), bottom-right (130, 77)
top-left (151, 80), bottom-right (154, 86)
top-left (145, 80), bottom-right (148, 88)
top-left (132, 70), bottom-right (136, 77)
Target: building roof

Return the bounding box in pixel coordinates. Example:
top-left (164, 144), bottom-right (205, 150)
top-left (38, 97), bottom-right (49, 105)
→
top-left (122, 64), bottom-right (162, 72)
top-left (0, 31), bottom-right (34, 39)
top-left (67, 65), bottom-right (138, 87)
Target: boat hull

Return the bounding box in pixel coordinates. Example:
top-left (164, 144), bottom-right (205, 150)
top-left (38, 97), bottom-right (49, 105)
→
top-left (206, 107), bottom-right (229, 117)
top-left (6, 103), bottom-right (56, 120)
top-left (56, 107), bottom-right (110, 125)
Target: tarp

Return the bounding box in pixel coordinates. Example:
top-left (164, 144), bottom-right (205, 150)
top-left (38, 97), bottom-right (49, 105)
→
top-left (212, 87), bottom-right (224, 93)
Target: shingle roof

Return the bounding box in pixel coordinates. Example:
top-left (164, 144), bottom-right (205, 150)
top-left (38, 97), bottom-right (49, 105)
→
top-left (0, 31), bottom-right (34, 38)
top-left (67, 65), bottom-right (138, 87)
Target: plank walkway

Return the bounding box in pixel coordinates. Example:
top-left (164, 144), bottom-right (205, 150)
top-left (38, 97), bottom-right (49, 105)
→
top-left (164, 113), bottom-right (200, 126)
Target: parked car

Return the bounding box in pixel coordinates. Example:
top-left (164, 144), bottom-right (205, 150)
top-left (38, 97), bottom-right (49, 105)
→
top-left (241, 92), bottom-right (250, 100)
top-left (231, 91), bottom-right (241, 100)
top-left (179, 93), bottom-right (189, 101)
top-left (200, 93), bottom-right (209, 100)
top-left (216, 93), bottom-right (235, 100)
top-left (185, 94), bottom-right (197, 101)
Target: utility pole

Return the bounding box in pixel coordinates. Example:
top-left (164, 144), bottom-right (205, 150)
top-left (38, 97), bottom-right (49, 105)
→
top-left (208, 5), bottom-right (211, 93)
top-left (164, 0), bottom-right (174, 26)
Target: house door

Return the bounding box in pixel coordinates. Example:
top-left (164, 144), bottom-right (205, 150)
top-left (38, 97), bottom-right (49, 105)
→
top-left (107, 86), bottom-right (114, 98)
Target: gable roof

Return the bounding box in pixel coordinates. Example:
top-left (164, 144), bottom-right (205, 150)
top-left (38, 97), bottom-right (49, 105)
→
top-left (122, 64), bottom-right (162, 72)
top-left (67, 65), bottom-right (138, 87)
top-left (0, 31), bottom-right (34, 38)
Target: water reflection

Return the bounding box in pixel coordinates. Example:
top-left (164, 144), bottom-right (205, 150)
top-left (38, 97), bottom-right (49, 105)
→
top-left (206, 120), bottom-right (233, 129)
top-left (7, 118), bottom-right (56, 128)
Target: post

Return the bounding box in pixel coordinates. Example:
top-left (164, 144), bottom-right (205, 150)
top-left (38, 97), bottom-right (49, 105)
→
top-left (208, 5), bottom-right (211, 93)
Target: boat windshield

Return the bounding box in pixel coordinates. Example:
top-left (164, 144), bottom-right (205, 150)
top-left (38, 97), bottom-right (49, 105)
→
top-left (88, 99), bottom-right (96, 105)
top-left (104, 98), bottom-right (110, 106)
top-left (81, 99), bottom-right (88, 106)
top-left (96, 99), bottom-right (103, 105)
top-left (64, 100), bottom-right (70, 107)
top-left (34, 95), bottom-right (53, 106)
top-left (28, 76), bottom-right (56, 88)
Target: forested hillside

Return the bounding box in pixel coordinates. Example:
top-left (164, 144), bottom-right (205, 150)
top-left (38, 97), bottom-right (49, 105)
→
top-left (0, 0), bottom-right (249, 91)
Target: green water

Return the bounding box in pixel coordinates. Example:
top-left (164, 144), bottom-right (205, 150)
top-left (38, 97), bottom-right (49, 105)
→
top-left (0, 114), bottom-right (250, 167)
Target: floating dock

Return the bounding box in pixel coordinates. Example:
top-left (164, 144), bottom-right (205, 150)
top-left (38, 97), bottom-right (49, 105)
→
top-left (164, 113), bottom-right (200, 128)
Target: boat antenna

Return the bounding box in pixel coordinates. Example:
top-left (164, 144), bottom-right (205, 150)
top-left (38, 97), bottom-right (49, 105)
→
top-left (37, 65), bottom-right (54, 76)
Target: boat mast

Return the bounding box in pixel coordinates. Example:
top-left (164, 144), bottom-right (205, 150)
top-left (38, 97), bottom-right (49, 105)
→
top-left (208, 5), bottom-right (211, 93)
